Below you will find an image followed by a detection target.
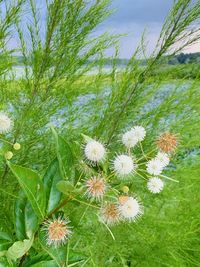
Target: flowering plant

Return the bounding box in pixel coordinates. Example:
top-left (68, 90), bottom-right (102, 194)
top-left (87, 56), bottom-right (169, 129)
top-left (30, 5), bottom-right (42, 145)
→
top-left (0, 113), bottom-right (178, 266)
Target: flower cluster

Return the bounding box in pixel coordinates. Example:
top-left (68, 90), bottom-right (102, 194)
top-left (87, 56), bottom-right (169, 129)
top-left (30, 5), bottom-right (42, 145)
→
top-left (100, 196), bottom-right (143, 225)
top-left (82, 126), bottom-right (178, 228)
top-left (122, 126), bottom-right (146, 148)
top-left (2, 112), bottom-right (178, 247)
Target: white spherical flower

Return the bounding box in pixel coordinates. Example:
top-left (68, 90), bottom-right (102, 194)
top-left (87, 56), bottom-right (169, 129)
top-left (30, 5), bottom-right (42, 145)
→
top-left (147, 159), bottom-right (163, 176)
top-left (113, 155), bottom-right (136, 177)
top-left (84, 140), bottom-right (106, 163)
top-left (147, 177), bottom-right (164, 194)
top-left (156, 152), bottom-right (170, 167)
top-left (119, 196), bottom-right (142, 221)
top-left (122, 129), bottom-right (138, 148)
top-left (131, 126), bottom-right (146, 142)
top-left (0, 113), bottom-right (12, 134)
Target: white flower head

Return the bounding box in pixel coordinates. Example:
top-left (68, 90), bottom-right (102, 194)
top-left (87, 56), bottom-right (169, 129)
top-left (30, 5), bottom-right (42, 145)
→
top-left (131, 126), bottom-right (146, 142)
top-left (0, 113), bottom-right (13, 134)
top-left (146, 158), bottom-right (164, 176)
top-left (122, 126), bottom-right (146, 148)
top-left (147, 177), bottom-right (164, 194)
top-left (118, 196), bottom-right (143, 221)
top-left (156, 152), bottom-right (170, 167)
top-left (113, 154), bottom-right (136, 177)
top-left (84, 140), bottom-right (106, 163)
top-left (122, 129), bottom-right (138, 148)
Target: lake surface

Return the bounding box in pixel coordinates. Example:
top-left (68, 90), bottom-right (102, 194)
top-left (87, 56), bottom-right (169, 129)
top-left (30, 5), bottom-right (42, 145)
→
top-left (9, 65), bottom-right (126, 79)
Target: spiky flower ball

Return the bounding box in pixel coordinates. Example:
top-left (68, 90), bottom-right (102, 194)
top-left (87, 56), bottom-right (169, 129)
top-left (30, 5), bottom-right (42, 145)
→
top-left (156, 152), bottom-right (170, 167)
top-left (0, 113), bottom-right (12, 134)
top-left (146, 159), bottom-right (163, 176)
top-left (43, 217), bottom-right (72, 247)
top-left (122, 126), bottom-right (146, 148)
top-left (131, 126), bottom-right (146, 142)
top-left (85, 176), bottom-right (106, 200)
top-left (156, 132), bottom-right (177, 153)
top-left (100, 202), bottom-right (120, 225)
top-left (84, 140), bottom-right (106, 163)
top-left (147, 177), bottom-right (164, 194)
top-left (118, 196), bottom-right (142, 221)
top-left (113, 154), bottom-right (136, 177)
top-left (122, 129), bottom-right (138, 148)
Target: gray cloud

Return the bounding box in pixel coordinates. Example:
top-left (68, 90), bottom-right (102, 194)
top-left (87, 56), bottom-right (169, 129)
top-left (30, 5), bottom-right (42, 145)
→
top-left (108, 0), bottom-right (173, 25)
top-left (96, 0), bottom-right (199, 58)
top-left (7, 0), bottom-right (199, 58)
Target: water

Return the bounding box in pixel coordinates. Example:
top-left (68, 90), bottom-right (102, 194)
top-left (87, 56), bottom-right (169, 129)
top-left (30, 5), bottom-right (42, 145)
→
top-left (9, 66), bottom-right (30, 79)
top-left (9, 65), bottom-right (125, 79)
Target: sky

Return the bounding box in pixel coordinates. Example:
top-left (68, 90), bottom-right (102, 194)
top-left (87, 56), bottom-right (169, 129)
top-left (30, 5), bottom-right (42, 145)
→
top-left (4, 0), bottom-right (200, 58)
top-left (96, 0), bottom-right (200, 58)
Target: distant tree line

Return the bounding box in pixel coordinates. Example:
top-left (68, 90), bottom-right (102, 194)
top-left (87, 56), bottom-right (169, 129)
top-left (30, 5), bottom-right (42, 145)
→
top-left (167, 52), bottom-right (200, 65)
top-left (11, 52), bottom-right (200, 66)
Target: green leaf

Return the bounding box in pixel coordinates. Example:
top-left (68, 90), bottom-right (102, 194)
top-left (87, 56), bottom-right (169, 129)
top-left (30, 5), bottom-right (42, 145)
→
top-left (56, 181), bottom-right (82, 196)
top-left (39, 231), bottom-right (67, 266)
top-left (0, 142), bottom-right (11, 157)
top-left (15, 192), bottom-right (39, 240)
top-left (0, 251), bottom-right (7, 257)
top-left (0, 256), bottom-right (16, 267)
top-left (0, 231), bottom-right (13, 253)
top-left (25, 202), bottom-right (39, 238)
top-left (8, 162), bottom-right (46, 221)
top-left (81, 133), bottom-right (94, 143)
top-left (0, 240), bottom-right (13, 252)
top-left (56, 181), bottom-right (75, 194)
top-left (29, 260), bottom-right (56, 267)
top-left (23, 253), bottom-right (51, 267)
top-left (14, 193), bottom-right (26, 240)
top-left (6, 236), bottom-right (34, 261)
top-left (43, 159), bottom-right (62, 214)
top-left (0, 232), bottom-right (12, 242)
top-left (68, 251), bottom-right (88, 264)
top-left (51, 127), bottom-right (75, 180)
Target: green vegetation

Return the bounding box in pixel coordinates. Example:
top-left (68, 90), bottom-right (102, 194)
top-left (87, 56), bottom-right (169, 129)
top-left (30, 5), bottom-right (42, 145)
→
top-left (0, 0), bottom-right (200, 266)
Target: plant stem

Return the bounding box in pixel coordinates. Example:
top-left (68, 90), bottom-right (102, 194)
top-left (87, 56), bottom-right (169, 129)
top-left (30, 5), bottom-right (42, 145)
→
top-left (47, 196), bottom-right (73, 218)
top-left (18, 253), bottom-right (27, 267)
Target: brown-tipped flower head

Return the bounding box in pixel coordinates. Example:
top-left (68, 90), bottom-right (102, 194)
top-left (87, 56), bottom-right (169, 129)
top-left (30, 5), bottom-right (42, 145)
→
top-left (43, 217), bottom-right (72, 247)
top-left (156, 132), bottom-right (177, 153)
top-left (85, 176), bottom-right (106, 200)
top-left (100, 202), bottom-right (120, 225)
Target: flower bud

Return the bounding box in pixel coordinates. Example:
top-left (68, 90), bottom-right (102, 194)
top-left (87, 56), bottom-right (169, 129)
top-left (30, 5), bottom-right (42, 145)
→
top-left (13, 143), bottom-right (21, 150)
top-left (122, 186), bottom-right (129, 193)
top-left (5, 151), bottom-right (13, 160)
